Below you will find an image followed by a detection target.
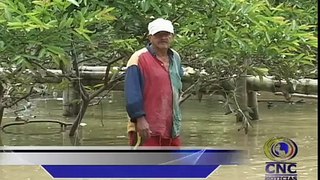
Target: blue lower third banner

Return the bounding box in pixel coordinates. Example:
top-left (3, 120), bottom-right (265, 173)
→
top-left (42, 165), bottom-right (220, 178)
top-left (0, 147), bottom-right (247, 179)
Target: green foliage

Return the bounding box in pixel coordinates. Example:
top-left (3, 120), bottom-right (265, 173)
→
top-left (174, 0), bottom-right (317, 81)
top-left (0, 0), bottom-right (316, 91)
top-left (0, 0), bottom-right (117, 107)
top-left (0, 0), bottom-right (317, 130)
top-left (0, 0), bottom-right (115, 58)
top-left (100, 0), bottom-right (317, 81)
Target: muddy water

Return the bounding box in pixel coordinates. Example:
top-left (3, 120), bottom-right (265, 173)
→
top-left (0, 92), bottom-right (317, 180)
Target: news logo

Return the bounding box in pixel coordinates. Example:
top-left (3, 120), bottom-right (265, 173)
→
top-left (264, 137), bottom-right (298, 180)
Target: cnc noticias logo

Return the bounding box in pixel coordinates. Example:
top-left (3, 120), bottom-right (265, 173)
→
top-left (263, 137), bottom-right (298, 162)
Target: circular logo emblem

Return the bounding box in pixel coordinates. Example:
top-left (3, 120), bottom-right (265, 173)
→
top-left (263, 137), bottom-right (298, 161)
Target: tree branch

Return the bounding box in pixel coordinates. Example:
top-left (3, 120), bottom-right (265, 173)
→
top-left (4, 87), bottom-right (34, 108)
top-left (180, 79), bottom-right (199, 98)
top-left (71, 35), bottom-right (89, 100)
top-left (179, 93), bottom-right (192, 105)
top-left (89, 81), bottom-right (122, 106)
top-left (78, 56), bottom-right (97, 64)
top-left (89, 73), bottom-right (125, 100)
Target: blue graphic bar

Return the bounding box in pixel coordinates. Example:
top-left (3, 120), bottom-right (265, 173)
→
top-left (42, 165), bottom-right (220, 178)
top-left (0, 149), bottom-right (241, 153)
top-left (0, 148), bottom-right (246, 165)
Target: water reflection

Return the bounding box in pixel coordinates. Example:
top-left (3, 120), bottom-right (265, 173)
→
top-left (0, 92), bottom-right (317, 179)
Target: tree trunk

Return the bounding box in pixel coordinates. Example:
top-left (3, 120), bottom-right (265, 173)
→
top-left (247, 91), bottom-right (259, 120)
top-left (69, 99), bottom-right (89, 136)
top-left (3, 67), bottom-right (317, 94)
top-left (63, 82), bottom-right (80, 117)
top-left (0, 83), bottom-right (4, 127)
top-left (246, 76), bottom-right (317, 95)
top-left (0, 131), bottom-right (3, 145)
top-left (235, 76), bottom-right (248, 122)
top-left (0, 106), bottom-right (4, 128)
top-left (71, 82), bottom-right (81, 116)
top-left (62, 84), bottom-right (72, 116)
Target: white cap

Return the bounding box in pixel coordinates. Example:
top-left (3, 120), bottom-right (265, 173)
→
top-left (148, 18), bottom-right (174, 35)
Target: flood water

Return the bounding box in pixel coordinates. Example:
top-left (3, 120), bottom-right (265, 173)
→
top-left (0, 92), bottom-right (317, 180)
